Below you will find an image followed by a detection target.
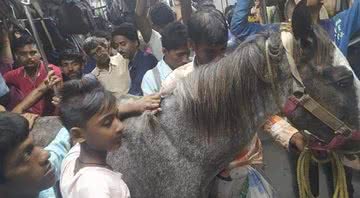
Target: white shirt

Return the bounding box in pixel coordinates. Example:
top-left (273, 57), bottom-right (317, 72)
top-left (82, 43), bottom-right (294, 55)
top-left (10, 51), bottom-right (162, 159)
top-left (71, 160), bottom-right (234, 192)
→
top-left (148, 30), bottom-right (164, 61)
top-left (141, 59), bottom-right (173, 95)
top-left (91, 54), bottom-right (131, 98)
top-left (60, 144), bottom-right (130, 198)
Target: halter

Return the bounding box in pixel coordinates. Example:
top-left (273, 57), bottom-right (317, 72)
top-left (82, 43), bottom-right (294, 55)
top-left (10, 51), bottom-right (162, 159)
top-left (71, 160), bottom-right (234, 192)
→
top-left (264, 32), bottom-right (360, 154)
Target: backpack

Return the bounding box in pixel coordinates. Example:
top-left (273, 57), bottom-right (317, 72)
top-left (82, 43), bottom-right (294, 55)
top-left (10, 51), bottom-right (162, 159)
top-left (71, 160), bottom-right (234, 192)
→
top-left (57, 0), bottom-right (96, 34)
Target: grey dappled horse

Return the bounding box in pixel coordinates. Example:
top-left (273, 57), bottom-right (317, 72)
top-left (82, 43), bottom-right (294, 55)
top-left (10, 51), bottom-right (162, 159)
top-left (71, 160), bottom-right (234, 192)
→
top-left (32, 31), bottom-right (359, 198)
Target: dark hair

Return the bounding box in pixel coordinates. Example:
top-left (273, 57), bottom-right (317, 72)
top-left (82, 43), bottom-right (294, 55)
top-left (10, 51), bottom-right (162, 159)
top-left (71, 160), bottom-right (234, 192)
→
top-left (59, 78), bottom-right (117, 130)
top-left (59, 49), bottom-right (85, 65)
top-left (149, 3), bottom-right (175, 29)
top-left (0, 112), bottom-right (29, 184)
top-left (12, 35), bottom-right (36, 51)
top-left (82, 37), bottom-right (108, 56)
top-left (187, 7), bottom-right (228, 46)
top-left (161, 22), bottom-right (188, 51)
top-left (92, 30), bottom-right (112, 41)
top-left (111, 23), bottom-right (139, 44)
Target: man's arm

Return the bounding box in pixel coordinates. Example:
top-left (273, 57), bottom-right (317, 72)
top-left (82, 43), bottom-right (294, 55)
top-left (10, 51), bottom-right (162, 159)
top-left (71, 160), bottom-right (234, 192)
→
top-left (231, 0), bottom-right (277, 41)
top-left (180, 0), bottom-right (192, 24)
top-left (12, 70), bottom-right (62, 114)
top-left (0, 26), bottom-right (14, 71)
top-left (331, 0), bottom-right (360, 56)
top-left (135, 0), bottom-right (153, 43)
top-left (118, 94), bottom-right (161, 119)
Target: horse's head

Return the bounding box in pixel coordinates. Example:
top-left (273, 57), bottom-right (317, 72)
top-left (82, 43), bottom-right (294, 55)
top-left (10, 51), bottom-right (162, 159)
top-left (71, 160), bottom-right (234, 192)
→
top-left (283, 1), bottom-right (360, 154)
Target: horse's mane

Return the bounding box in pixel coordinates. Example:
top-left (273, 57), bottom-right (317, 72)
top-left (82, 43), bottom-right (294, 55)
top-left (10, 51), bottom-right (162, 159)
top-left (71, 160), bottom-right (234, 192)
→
top-left (175, 31), bottom-right (284, 138)
top-left (175, 24), bottom-right (335, 139)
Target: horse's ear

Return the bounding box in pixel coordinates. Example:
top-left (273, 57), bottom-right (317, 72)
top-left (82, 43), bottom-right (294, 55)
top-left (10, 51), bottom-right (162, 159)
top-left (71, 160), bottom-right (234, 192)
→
top-left (291, 0), bottom-right (316, 49)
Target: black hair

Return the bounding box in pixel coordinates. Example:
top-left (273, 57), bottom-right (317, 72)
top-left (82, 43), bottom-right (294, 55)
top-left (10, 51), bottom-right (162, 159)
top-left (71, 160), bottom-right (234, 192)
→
top-left (111, 23), bottom-right (139, 44)
top-left (59, 49), bottom-right (85, 65)
top-left (161, 22), bottom-right (188, 51)
top-left (82, 37), bottom-right (108, 56)
top-left (0, 112), bottom-right (29, 184)
top-left (92, 30), bottom-right (112, 41)
top-left (187, 7), bottom-right (228, 46)
top-left (59, 78), bottom-right (117, 131)
top-left (149, 2), bottom-right (175, 29)
top-left (12, 35), bottom-right (36, 51)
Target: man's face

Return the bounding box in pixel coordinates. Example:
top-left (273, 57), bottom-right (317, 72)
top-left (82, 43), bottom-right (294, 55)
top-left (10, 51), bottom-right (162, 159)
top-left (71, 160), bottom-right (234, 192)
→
top-left (60, 60), bottom-right (84, 80)
top-left (163, 45), bottom-right (191, 69)
top-left (16, 44), bottom-right (41, 69)
top-left (83, 105), bottom-right (125, 152)
top-left (89, 42), bottom-right (111, 66)
top-left (192, 42), bottom-right (226, 65)
top-left (112, 35), bottom-right (138, 60)
top-left (3, 137), bottom-right (56, 194)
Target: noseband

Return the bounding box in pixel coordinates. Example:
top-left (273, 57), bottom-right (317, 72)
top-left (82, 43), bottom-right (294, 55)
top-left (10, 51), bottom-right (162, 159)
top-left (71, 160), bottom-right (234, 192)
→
top-left (264, 34), bottom-right (360, 154)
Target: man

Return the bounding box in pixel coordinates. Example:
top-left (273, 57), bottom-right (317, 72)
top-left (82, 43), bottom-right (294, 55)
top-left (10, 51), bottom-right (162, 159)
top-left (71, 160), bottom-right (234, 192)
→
top-left (4, 35), bottom-right (62, 115)
top-left (141, 21), bottom-right (190, 95)
top-left (0, 112), bottom-right (70, 198)
top-left (59, 49), bottom-right (86, 81)
top-left (83, 36), bottom-right (131, 98)
top-left (161, 7), bottom-right (228, 94)
top-left (111, 23), bottom-right (158, 96)
top-left (135, 0), bottom-right (176, 60)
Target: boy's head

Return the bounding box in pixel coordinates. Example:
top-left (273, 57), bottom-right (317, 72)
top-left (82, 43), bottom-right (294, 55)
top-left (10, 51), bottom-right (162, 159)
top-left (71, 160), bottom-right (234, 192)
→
top-left (295, 0), bottom-right (323, 8)
top-left (0, 112), bottom-right (55, 196)
top-left (161, 22), bottom-right (190, 69)
top-left (111, 23), bottom-right (140, 60)
top-left (13, 35), bottom-right (41, 69)
top-left (59, 78), bottom-right (124, 151)
top-left (188, 7), bottom-right (228, 65)
top-left (59, 49), bottom-right (85, 81)
top-left (83, 37), bottom-right (111, 66)
top-left (149, 2), bottom-right (176, 32)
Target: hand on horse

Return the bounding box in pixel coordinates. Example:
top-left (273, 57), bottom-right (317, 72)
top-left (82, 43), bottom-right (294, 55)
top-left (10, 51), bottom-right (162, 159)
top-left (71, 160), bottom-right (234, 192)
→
top-left (290, 132), bottom-right (305, 152)
top-left (135, 93), bottom-right (161, 114)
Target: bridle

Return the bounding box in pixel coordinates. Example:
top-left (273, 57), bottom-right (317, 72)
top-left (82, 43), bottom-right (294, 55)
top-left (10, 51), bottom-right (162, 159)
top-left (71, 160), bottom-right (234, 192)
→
top-left (264, 31), bottom-right (360, 154)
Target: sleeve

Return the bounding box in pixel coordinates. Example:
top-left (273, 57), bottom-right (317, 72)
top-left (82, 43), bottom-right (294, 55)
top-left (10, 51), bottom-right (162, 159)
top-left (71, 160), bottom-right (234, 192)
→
top-left (141, 70), bottom-right (156, 96)
top-left (230, 0), bottom-right (278, 41)
top-left (44, 127), bottom-right (71, 180)
top-left (263, 115), bottom-right (299, 150)
top-left (0, 74), bottom-right (9, 98)
top-left (331, 0), bottom-right (360, 55)
top-left (148, 30), bottom-right (164, 61)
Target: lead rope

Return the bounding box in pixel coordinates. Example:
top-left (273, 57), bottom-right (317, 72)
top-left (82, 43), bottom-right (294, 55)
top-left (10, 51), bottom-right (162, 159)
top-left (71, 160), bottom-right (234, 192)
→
top-left (297, 149), bottom-right (349, 198)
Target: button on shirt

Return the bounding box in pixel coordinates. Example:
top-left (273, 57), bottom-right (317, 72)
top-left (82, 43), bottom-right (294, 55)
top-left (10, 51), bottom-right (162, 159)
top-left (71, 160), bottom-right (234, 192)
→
top-left (141, 59), bottom-right (173, 95)
top-left (4, 62), bottom-right (62, 115)
top-left (128, 50), bottom-right (157, 96)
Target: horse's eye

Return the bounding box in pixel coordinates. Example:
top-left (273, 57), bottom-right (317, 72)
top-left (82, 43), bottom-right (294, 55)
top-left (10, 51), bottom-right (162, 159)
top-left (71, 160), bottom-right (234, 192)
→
top-left (336, 78), bottom-right (352, 88)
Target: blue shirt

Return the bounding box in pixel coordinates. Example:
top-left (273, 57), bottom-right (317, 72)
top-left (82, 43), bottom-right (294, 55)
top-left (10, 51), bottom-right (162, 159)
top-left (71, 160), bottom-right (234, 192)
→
top-left (38, 128), bottom-right (71, 198)
top-left (231, 0), bottom-right (360, 56)
top-left (0, 74), bottom-right (9, 98)
top-left (128, 50), bottom-right (157, 96)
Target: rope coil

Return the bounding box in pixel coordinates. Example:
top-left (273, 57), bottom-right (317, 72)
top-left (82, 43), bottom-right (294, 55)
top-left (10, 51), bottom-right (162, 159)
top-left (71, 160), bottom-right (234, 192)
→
top-left (297, 149), bottom-right (349, 198)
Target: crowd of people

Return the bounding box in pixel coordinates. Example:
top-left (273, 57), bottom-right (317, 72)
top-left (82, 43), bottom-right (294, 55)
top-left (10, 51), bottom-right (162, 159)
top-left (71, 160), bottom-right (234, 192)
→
top-left (0, 0), bottom-right (359, 197)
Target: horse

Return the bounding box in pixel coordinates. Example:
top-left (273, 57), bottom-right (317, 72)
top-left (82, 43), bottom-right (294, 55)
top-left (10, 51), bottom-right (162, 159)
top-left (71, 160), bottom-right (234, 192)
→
top-left (30, 12), bottom-right (360, 198)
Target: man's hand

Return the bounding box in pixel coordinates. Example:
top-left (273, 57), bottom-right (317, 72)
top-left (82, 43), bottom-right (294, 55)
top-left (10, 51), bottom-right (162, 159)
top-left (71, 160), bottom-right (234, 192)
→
top-left (290, 132), bottom-right (305, 152)
top-left (21, 113), bottom-right (39, 129)
top-left (39, 70), bottom-right (63, 91)
top-left (51, 96), bottom-right (61, 107)
top-left (134, 94), bottom-right (161, 114)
